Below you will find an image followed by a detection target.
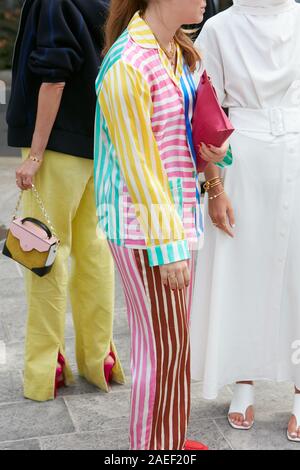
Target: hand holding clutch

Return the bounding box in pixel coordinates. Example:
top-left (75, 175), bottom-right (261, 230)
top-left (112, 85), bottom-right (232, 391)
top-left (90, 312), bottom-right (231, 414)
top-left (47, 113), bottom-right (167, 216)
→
top-left (192, 70), bottom-right (235, 173)
top-left (199, 141), bottom-right (230, 165)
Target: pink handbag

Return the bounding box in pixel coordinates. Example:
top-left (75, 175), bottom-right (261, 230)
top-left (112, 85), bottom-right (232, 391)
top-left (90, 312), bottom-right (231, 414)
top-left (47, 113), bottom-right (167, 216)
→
top-left (2, 185), bottom-right (59, 277)
top-left (192, 70), bottom-right (235, 173)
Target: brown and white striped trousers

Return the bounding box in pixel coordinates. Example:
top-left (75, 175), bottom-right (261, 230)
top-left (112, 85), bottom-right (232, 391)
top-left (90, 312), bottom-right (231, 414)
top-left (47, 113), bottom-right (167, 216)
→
top-left (109, 242), bottom-right (195, 450)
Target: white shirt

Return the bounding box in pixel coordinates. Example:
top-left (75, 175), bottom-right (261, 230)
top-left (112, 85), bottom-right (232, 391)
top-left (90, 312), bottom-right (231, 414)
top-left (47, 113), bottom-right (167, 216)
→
top-left (195, 0), bottom-right (300, 110)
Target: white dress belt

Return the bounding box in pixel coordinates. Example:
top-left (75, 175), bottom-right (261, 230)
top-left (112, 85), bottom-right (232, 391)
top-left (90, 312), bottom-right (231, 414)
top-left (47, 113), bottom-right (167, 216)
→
top-left (229, 107), bottom-right (300, 136)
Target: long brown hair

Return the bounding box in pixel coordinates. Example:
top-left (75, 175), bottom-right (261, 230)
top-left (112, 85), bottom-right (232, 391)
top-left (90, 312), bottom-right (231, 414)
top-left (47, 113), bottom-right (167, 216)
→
top-left (104, 0), bottom-right (201, 72)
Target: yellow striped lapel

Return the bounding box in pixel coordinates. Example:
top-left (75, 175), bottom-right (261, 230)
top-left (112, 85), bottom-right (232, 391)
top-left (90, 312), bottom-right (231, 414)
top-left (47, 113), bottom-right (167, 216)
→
top-left (128, 12), bottom-right (184, 87)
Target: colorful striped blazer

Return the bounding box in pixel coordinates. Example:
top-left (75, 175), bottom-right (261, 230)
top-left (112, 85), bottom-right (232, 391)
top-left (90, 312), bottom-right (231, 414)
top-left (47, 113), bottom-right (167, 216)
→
top-left (94, 12), bottom-right (203, 267)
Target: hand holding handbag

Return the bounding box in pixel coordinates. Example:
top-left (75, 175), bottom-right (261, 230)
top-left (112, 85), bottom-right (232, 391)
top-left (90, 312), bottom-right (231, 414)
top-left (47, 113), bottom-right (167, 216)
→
top-left (2, 185), bottom-right (59, 277)
top-left (192, 70), bottom-right (235, 173)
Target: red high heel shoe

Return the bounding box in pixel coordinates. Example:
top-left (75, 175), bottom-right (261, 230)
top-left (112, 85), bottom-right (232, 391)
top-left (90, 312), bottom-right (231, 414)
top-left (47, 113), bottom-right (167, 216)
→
top-left (184, 440), bottom-right (208, 451)
top-left (104, 352), bottom-right (116, 385)
top-left (54, 353), bottom-right (65, 397)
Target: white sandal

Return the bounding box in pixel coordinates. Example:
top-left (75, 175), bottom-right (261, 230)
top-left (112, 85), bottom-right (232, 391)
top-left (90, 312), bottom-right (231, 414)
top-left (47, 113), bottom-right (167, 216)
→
top-left (287, 394), bottom-right (300, 442)
top-left (228, 383), bottom-right (255, 430)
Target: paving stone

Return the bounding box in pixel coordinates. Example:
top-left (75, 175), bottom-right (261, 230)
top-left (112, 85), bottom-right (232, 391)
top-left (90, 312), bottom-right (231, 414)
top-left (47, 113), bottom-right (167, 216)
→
top-left (113, 307), bottom-right (129, 337)
top-left (0, 297), bottom-right (27, 342)
top-left (247, 381), bottom-right (295, 413)
top-left (58, 374), bottom-right (106, 398)
top-left (64, 389), bottom-right (130, 433)
top-left (187, 418), bottom-right (232, 450)
top-left (0, 398), bottom-right (75, 442)
top-left (65, 311), bottom-right (75, 339)
top-left (0, 256), bottom-right (21, 280)
top-left (0, 159), bottom-right (20, 227)
top-left (0, 341), bottom-right (24, 372)
top-left (0, 371), bottom-right (23, 403)
top-left (40, 430), bottom-right (129, 450)
top-left (190, 382), bottom-right (233, 419)
top-left (0, 318), bottom-right (8, 341)
top-left (0, 439), bottom-right (41, 450)
top-left (214, 412), bottom-right (300, 451)
top-left (0, 277), bottom-right (25, 300)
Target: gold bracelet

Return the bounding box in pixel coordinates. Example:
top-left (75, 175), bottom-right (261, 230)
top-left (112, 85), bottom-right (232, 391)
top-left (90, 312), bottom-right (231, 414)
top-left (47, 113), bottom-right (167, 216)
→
top-left (209, 190), bottom-right (225, 201)
top-left (206, 181), bottom-right (223, 191)
top-left (203, 178), bottom-right (223, 192)
top-left (204, 177), bottom-right (222, 187)
top-left (28, 155), bottom-right (42, 164)
top-left (206, 177), bottom-right (220, 183)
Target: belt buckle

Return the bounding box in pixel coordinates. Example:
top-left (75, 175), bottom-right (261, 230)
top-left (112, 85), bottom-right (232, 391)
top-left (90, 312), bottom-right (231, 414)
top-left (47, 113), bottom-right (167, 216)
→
top-left (269, 108), bottom-right (285, 136)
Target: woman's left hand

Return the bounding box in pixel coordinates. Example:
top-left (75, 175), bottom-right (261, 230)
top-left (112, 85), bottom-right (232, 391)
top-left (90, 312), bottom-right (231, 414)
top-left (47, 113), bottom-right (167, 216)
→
top-left (199, 140), bottom-right (229, 164)
top-left (16, 158), bottom-right (42, 190)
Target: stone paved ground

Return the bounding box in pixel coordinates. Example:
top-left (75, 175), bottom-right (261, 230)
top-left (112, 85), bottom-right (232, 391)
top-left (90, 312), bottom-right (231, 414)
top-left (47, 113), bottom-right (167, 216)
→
top-left (0, 72), bottom-right (19, 158)
top-left (0, 158), bottom-right (299, 451)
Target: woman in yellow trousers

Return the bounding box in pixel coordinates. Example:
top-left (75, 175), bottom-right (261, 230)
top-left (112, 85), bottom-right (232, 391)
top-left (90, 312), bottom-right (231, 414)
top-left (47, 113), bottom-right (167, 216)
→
top-left (6, 0), bottom-right (125, 401)
top-left (20, 149), bottom-right (125, 401)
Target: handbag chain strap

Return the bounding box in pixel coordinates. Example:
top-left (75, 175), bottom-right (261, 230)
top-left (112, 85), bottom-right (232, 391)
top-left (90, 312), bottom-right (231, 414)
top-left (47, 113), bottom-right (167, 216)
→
top-left (13, 185), bottom-right (59, 240)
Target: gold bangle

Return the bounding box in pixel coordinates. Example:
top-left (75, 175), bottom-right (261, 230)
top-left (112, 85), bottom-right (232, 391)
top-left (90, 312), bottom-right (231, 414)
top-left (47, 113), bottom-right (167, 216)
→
top-left (28, 155), bottom-right (42, 164)
top-left (203, 179), bottom-right (223, 192)
top-left (206, 177), bottom-right (220, 184)
top-left (204, 176), bottom-right (222, 184)
top-left (209, 190), bottom-right (225, 201)
top-left (207, 181), bottom-right (223, 190)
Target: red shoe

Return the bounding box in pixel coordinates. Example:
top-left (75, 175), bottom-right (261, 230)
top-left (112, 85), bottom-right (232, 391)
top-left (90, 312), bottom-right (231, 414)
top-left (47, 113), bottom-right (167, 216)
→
top-left (184, 440), bottom-right (209, 451)
top-left (104, 351), bottom-right (116, 385)
top-left (54, 353), bottom-right (65, 397)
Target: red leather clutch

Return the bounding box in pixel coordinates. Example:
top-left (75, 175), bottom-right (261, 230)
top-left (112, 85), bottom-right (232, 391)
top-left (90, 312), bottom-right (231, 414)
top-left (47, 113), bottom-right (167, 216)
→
top-left (192, 70), bottom-right (235, 172)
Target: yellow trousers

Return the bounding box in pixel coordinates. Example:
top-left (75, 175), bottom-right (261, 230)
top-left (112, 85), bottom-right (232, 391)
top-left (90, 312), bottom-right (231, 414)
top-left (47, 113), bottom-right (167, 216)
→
top-left (21, 149), bottom-right (125, 401)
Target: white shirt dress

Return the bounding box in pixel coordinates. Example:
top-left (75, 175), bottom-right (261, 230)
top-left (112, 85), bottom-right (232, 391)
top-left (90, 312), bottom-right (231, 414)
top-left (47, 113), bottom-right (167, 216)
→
top-left (191, 0), bottom-right (300, 399)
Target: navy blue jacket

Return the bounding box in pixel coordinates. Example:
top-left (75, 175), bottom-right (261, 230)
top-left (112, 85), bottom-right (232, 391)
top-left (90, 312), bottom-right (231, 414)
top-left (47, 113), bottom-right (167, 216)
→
top-left (7, 0), bottom-right (109, 159)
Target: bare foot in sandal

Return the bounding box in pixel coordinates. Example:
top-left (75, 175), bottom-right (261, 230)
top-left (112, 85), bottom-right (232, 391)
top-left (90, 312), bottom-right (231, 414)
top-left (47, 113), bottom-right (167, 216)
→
top-left (228, 381), bottom-right (255, 430)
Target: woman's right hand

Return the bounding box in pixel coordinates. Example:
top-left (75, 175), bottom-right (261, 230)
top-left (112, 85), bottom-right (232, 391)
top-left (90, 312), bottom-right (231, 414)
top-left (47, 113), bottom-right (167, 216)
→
top-left (208, 188), bottom-right (235, 238)
top-left (199, 140), bottom-right (229, 164)
top-left (159, 260), bottom-right (190, 291)
top-left (16, 158), bottom-right (42, 190)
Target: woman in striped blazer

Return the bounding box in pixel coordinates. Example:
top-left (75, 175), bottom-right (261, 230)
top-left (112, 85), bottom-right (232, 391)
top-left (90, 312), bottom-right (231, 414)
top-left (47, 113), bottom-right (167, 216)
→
top-left (94, 0), bottom-right (229, 450)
